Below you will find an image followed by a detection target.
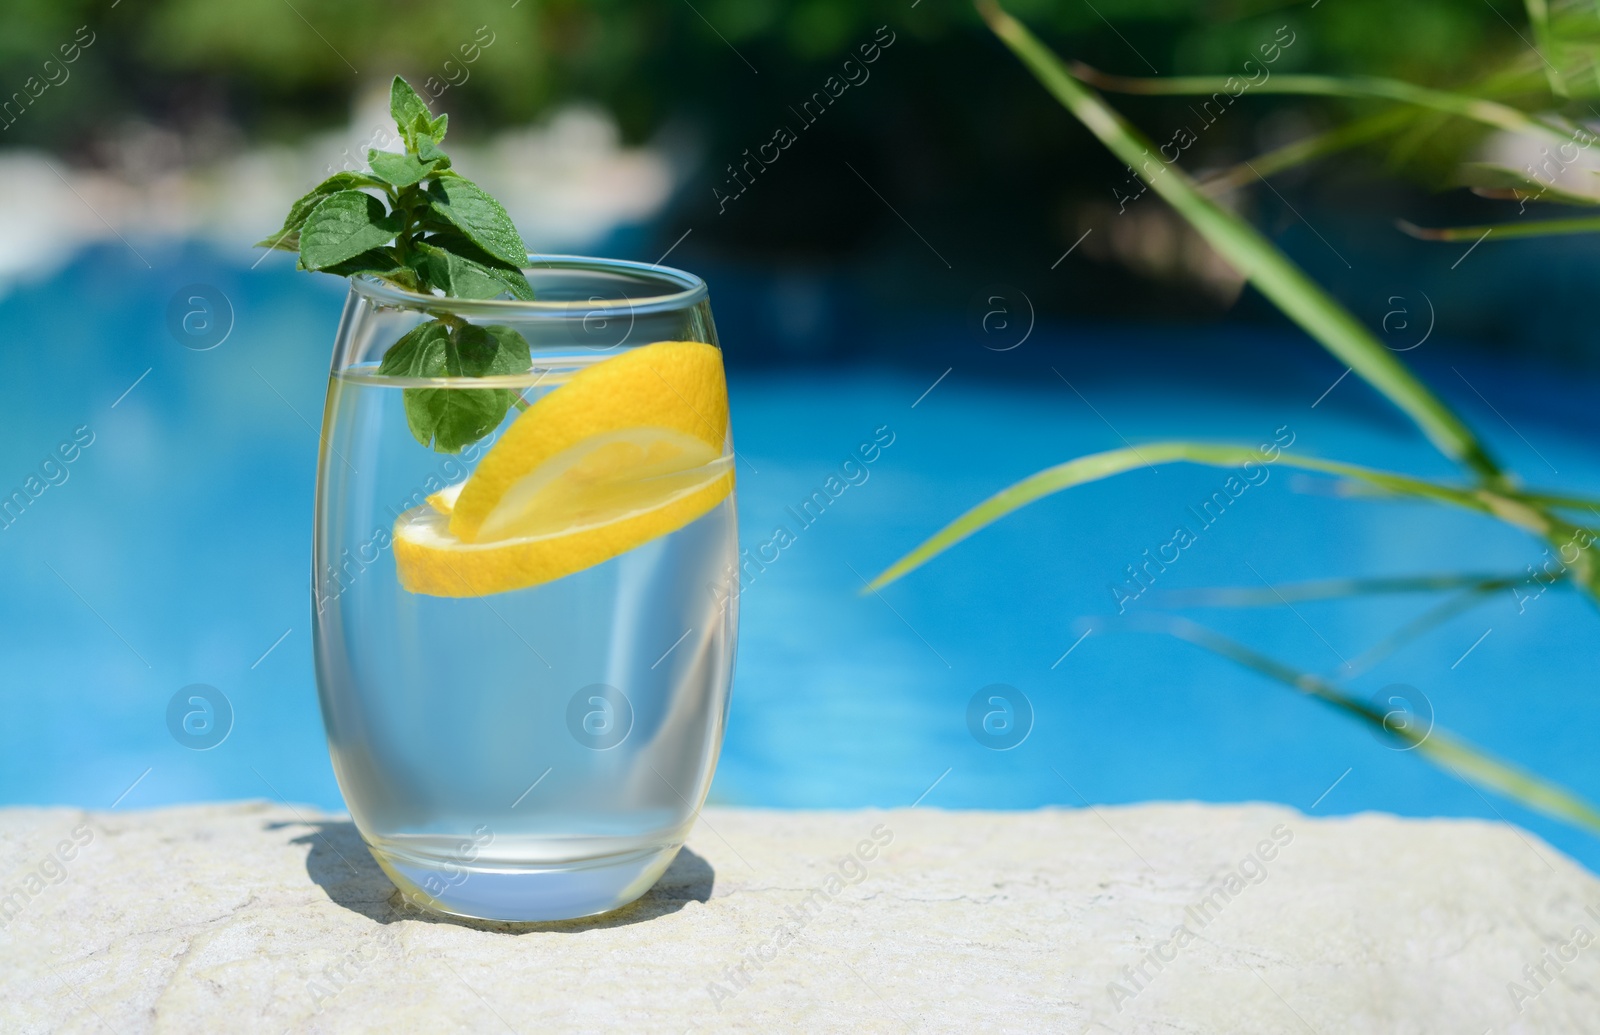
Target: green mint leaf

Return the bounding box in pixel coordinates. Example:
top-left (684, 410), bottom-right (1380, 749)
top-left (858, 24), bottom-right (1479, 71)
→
top-left (319, 248), bottom-right (419, 292)
top-left (253, 229), bottom-right (301, 252)
top-left (454, 323), bottom-right (532, 377)
top-left (377, 320), bottom-right (459, 450)
top-left (414, 386), bottom-right (516, 454)
top-left (415, 135), bottom-right (451, 169)
top-left (426, 173), bottom-right (528, 268)
top-left (389, 75), bottom-right (434, 150)
top-left (378, 319), bottom-right (528, 452)
top-left (378, 319), bottom-right (451, 378)
top-left (427, 321), bottom-right (527, 450)
top-left (266, 75), bottom-right (537, 454)
top-left (255, 171), bottom-right (382, 251)
top-left (367, 149), bottom-right (439, 188)
top-left (298, 191), bottom-right (402, 270)
top-left (415, 236), bottom-right (535, 300)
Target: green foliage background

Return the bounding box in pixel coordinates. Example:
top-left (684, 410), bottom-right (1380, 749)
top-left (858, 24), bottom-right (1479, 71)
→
top-left (0, 0), bottom-right (1533, 147)
top-left (0, 0), bottom-right (1575, 331)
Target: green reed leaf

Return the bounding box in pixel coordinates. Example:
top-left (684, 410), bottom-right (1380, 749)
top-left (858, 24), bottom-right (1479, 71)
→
top-left (866, 442), bottom-right (1522, 591)
top-left (1199, 109), bottom-right (1412, 196)
top-left (1128, 614), bottom-right (1600, 836)
top-left (1070, 62), bottom-right (1577, 141)
top-left (1399, 215), bottom-right (1600, 241)
top-left (1338, 585), bottom-right (1519, 678)
top-left (975, 1), bottom-right (1502, 482)
top-left (1524, 0), bottom-right (1567, 97)
top-left (1160, 572), bottom-right (1532, 607)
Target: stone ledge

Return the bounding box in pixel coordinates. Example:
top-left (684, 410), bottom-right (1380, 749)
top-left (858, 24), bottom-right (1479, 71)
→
top-left (1, 801), bottom-right (1596, 1033)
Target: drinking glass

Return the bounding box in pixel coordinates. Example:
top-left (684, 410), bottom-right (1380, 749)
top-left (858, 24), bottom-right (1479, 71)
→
top-left (312, 256), bottom-right (738, 921)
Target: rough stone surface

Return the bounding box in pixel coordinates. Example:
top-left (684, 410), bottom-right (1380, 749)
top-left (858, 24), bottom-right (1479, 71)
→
top-left (1, 801), bottom-right (1597, 1033)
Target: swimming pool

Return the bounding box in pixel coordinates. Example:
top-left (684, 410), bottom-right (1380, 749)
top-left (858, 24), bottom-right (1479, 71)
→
top-left (6, 243), bottom-right (1599, 872)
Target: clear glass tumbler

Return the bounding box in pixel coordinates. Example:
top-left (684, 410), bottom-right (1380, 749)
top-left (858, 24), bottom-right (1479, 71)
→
top-left (312, 256), bottom-right (738, 921)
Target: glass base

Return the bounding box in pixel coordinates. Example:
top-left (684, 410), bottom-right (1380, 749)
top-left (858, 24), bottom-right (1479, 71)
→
top-left (371, 841), bottom-right (684, 922)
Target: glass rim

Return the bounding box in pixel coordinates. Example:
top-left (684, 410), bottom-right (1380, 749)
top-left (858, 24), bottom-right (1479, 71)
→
top-left (349, 253), bottom-right (708, 316)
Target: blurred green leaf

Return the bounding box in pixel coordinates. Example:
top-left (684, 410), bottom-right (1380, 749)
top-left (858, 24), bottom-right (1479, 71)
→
top-left (1199, 109), bottom-right (1412, 195)
top-left (1072, 62), bottom-right (1576, 141)
top-left (1399, 215), bottom-right (1600, 241)
top-left (1160, 572), bottom-right (1532, 607)
top-left (1136, 615), bottom-right (1600, 836)
top-left (974, 1), bottom-right (1502, 481)
top-left (867, 442), bottom-right (1520, 591)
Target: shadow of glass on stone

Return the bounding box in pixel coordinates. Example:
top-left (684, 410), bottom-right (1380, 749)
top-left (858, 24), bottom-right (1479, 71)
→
top-left (268, 820), bottom-right (715, 932)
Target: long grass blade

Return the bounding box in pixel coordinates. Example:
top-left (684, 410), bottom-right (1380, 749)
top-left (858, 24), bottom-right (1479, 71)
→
top-left (1070, 63), bottom-right (1575, 141)
top-left (1399, 215), bottom-right (1600, 241)
top-left (1513, 488), bottom-right (1600, 510)
top-left (1198, 109), bottom-right (1412, 195)
top-left (1524, 0), bottom-right (1568, 96)
top-left (1127, 614), bottom-right (1600, 836)
top-left (1338, 585), bottom-right (1515, 678)
top-left (1160, 572), bottom-right (1529, 607)
top-left (975, 0), bottom-right (1502, 482)
top-left (866, 442), bottom-right (1524, 590)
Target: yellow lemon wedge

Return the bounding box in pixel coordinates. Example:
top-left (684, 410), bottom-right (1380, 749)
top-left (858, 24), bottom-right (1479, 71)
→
top-left (393, 341), bottom-right (733, 598)
top-left (426, 481), bottom-right (464, 514)
top-left (450, 339), bottom-right (729, 543)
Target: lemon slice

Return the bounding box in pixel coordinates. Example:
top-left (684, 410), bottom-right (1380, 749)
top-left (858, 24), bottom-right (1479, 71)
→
top-left (393, 341), bottom-right (734, 598)
top-left (427, 481), bottom-right (464, 514)
top-left (393, 455), bottom-right (732, 597)
top-left (474, 425), bottom-right (721, 541)
top-left (449, 340), bottom-right (729, 543)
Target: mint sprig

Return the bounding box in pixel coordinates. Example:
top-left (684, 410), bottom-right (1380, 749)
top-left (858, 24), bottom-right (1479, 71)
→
top-left (258, 76), bottom-right (536, 454)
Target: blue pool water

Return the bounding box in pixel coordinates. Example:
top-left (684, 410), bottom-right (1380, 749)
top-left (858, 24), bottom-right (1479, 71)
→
top-left (5, 243), bottom-right (1600, 871)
